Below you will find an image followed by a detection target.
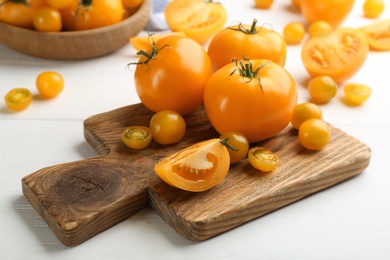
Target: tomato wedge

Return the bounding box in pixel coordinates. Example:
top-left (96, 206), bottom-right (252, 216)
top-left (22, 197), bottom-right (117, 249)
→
top-left (360, 19), bottom-right (390, 51)
top-left (164, 0), bottom-right (227, 44)
top-left (154, 139), bottom-right (230, 192)
top-left (301, 28), bottom-right (369, 83)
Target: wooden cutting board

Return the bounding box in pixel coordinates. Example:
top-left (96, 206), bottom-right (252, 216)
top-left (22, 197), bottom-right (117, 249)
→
top-left (21, 103), bottom-right (371, 247)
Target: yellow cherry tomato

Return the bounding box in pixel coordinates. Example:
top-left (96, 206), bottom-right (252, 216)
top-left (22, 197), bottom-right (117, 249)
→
top-left (154, 138), bottom-right (230, 192)
top-left (248, 147), bottom-right (279, 172)
top-left (121, 126), bottom-right (152, 149)
top-left (308, 76), bottom-right (338, 104)
top-left (0, 0), bottom-right (47, 29)
top-left (36, 71), bottom-right (64, 98)
top-left (33, 7), bottom-right (62, 32)
top-left (46, 0), bottom-right (74, 9)
top-left (4, 88), bottom-right (33, 111)
top-left (363, 0), bottom-right (384, 18)
top-left (219, 131), bottom-right (249, 164)
top-left (343, 83), bottom-right (372, 105)
top-left (298, 119), bottom-right (330, 150)
top-left (254, 0), bottom-right (274, 9)
top-left (283, 22), bottom-right (306, 45)
top-left (308, 20), bottom-right (333, 38)
top-left (291, 102), bottom-right (323, 130)
top-left (122, 0), bottom-right (143, 8)
top-left (149, 110), bottom-right (186, 145)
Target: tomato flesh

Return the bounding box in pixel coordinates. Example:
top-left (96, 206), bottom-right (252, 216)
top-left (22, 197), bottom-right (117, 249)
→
top-left (154, 139), bottom-right (230, 192)
top-left (121, 126), bottom-right (152, 149)
top-left (4, 88), bottom-right (33, 111)
top-left (360, 19), bottom-right (390, 51)
top-left (343, 83), bottom-right (372, 105)
top-left (301, 28), bottom-right (369, 83)
top-left (248, 147), bottom-right (279, 172)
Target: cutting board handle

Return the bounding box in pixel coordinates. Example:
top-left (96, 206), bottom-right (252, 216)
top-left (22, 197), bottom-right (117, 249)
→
top-left (22, 153), bottom-right (154, 247)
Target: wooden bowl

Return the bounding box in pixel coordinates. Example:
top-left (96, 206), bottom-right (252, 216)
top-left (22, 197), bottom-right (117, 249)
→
top-left (0, 0), bottom-right (151, 60)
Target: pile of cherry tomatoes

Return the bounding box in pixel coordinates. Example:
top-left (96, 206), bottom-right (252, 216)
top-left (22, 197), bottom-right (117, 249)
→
top-left (0, 0), bottom-right (143, 32)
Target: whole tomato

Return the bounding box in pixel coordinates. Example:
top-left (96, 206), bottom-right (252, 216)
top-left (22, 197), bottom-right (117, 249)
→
top-left (203, 59), bottom-right (298, 143)
top-left (133, 34), bottom-right (212, 115)
top-left (300, 0), bottom-right (355, 28)
top-left (0, 0), bottom-right (47, 29)
top-left (301, 28), bottom-right (369, 83)
top-left (60, 0), bottom-right (123, 31)
top-left (207, 19), bottom-right (286, 71)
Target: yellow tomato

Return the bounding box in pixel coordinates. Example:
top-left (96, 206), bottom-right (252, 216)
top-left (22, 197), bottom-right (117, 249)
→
top-left (360, 19), bottom-right (390, 51)
top-left (248, 147), bottom-right (279, 172)
top-left (4, 88), bottom-right (33, 111)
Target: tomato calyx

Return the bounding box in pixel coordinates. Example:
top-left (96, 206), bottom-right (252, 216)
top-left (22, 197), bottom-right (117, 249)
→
top-left (228, 19), bottom-right (259, 35)
top-left (219, 138), bottom-right (238, 152)
top-left (128, 34), bottom-right (171, 69)
top-left (230, 58), bottom-right (270, 92)
top-left (0, 0), bottom-right (28, 7)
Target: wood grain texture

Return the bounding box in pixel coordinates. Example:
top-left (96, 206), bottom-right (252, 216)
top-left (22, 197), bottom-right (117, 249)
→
top-left (22, 103), bottom-right (371, 246)
top-left (0, 0), bottom-right (150, 60)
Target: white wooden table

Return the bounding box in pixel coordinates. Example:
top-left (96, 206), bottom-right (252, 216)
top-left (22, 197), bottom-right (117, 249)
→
top-left (1, 0), bottom-right (389, 259)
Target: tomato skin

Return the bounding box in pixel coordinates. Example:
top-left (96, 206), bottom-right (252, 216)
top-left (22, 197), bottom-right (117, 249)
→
top-left (219, 131), bottom-right (249, 164)
top-left (298, 119), bottom-right (330, 150)
top-left (33, 7), bottom-right (62, 32)
top-left (300, 0), bottom-right (355, 28)
top-left (204, 59), bottom-right (298, 143)
top-left (4, 88), bottom-right (33, 111)
top-left (149, 110), bottom-right (186, 145)
top-left (283, 22), bottom-right (306, 45)
top-left (308, 20), bottom-right (333, 38)
top-left (134, 35), bottom-right (212, 115)
top-left (154, 139), bottom-right (230, 192)
top-left (248, 147), bottom-right (279, 172)
top-left (36, 71), bottom-right (64, 98)
top-left (121, 126), bottom-right (152, 149)
top-left (363, 0), bottom-right (384, 18)
top-left (254, 0), bottom-right (274, 9)
top-left (60, 0), bottom-right (123, 31)
top-left (0, 0), bottom-right (47, 29)
top-left (164, 0), bottom-right (227, 44)
top-left (207, 20), bottom-right (286, 71)
top-left (291, 102), bottom-right (322, 130)
top-left (308, 76), bottom-right (338, 104)
top-left (301, 28), bottom-right (369, 83)
top-left (46, 0), bottom-right (74, 9)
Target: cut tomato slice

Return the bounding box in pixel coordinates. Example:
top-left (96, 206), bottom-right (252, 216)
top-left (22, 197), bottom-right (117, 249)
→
top-left (164, 0), bottom-right (227, 44)
top-left (360, 19), bottom-right (390, 51)
top-left (154, 139), bottom-right (230, 192)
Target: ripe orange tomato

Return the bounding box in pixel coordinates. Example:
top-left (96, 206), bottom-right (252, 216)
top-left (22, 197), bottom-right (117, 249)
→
top-left (254, 0), bottom-right (274, 9)
top-left (60, 0), bottom-right (123, 31)
top-left (0, 0), bottom-right (47, 29)
top-left (301, 28), bottom-right (369, 83)
top-left (291, 102), bottom-right (322, 130)
top-left (36, 71), bottom-right (64, 98)
top-left (46, 0), bottom-right (74, 9)
top-left (219, 131), bottom-right (249, 164)
top-left (207, 19), bottom-right (286, 71)
top-left (133, 35), bottom-right (212, 115)
top-left (298, 119), bottom-right (330, 150)
top-left (164, 0), bottom-right (227, 44)
top-left (149, 110), bottom-right (186, 145)
top-left (204, 59), bottom-right (298, 143)
top-left (360, 19), bottom-right (390, 51)
top-left (283, 22), bottom-right (306, 45)
top-left (154, 138), bottom-right (230, 192)
top-left (300, 0), bottom-right (355, 28)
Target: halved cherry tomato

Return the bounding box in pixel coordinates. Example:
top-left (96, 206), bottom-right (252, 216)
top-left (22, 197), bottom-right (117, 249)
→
top-left (33, 7), bottom-right (62, 32)
top-left (132, 34), bottom-right (212, 115)
top-left (129, 32), bottom-right (186, 52)
top-left (343, 83), bottom-right (372, 105)
top-left (0, 0), bottom-right (47, 29)
top-left (164, 0), bottom-right (227, 44)
top-left (219, 131), bottom-right (249, 164)
top-left (60, 0), bottom-right (123, 31)
top-left (149, 110), bottom-right (186, 145)
top-left (4, 88), bottom-right (33, 111)
top-left (300, 0), bottom-right (355, 28)
top-left (36, 71), bottom-right (64, 98)
top-left (291, 102), bottom-right (322, 130)
top-left (298, 119), bottom-right (330, 150)
top-left (207, 19), bottom-right (286, 71)
top-left (204, 59), bottom-right (297, 143)
top-left (154, 138), bottom-right (230, 192)
top-left (360, 19), bottom-right (390, 51)
top-left (301, 28), bottom-right (369, 83)
top-left (248, 147), bottom-right (279, 172)
top-left (121, 126), bottom-right (152, 149)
